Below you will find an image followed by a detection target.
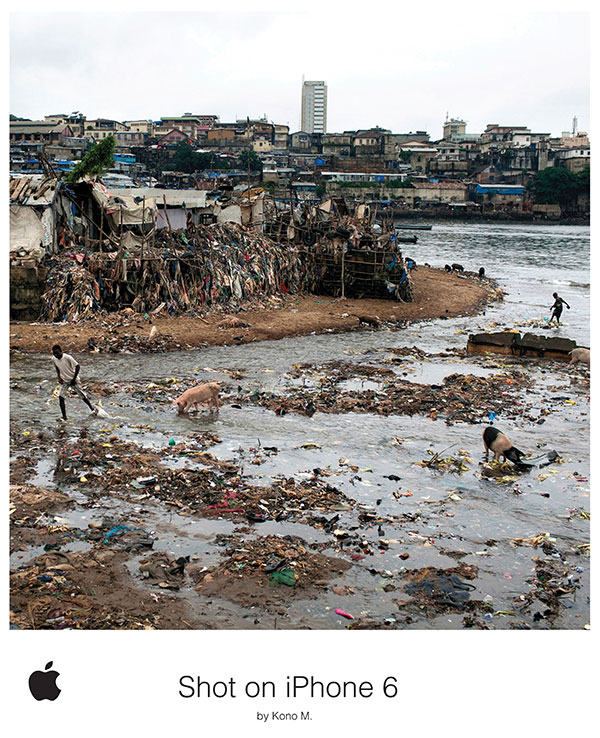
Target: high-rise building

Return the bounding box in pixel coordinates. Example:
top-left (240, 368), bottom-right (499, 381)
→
top-left (301, 80), bottom-right (327, 134)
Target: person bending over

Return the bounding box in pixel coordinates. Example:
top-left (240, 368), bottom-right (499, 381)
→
top-left (550, 293), bottom-right (570, 325)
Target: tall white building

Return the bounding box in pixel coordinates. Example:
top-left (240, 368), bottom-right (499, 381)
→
top-left (301, 80), bottom-right (327, 134)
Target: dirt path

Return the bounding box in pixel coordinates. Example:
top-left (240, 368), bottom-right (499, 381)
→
top-left (10, 267), bottom-right (496, 354)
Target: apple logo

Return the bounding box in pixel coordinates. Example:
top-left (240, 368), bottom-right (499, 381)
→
top-left (29, 661), bottom-right (61, 701)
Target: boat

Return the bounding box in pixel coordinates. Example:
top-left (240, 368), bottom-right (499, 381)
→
top-left (395, 224), bottom-right (432, 230)
top-left (395, 234), bottom-right (418, 243)
top-left (467, 331), bottom-right (578, 361)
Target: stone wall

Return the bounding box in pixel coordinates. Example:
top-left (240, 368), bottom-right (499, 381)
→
top-left (10, 265), bottom-right (47, 321)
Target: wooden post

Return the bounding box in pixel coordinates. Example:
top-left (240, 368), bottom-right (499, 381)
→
top-left (162, 194), bottom-right (173, 245)
top-left (99, 206), bottom-right (104, 253)
top-left (119, 205), bottom-right (123, 249)
top-left (141, 196), bottom-right (146, 262)
top-left (341, 243), bottom-right (346, 299)
top-left (51, 186), bottom-right (57, 254)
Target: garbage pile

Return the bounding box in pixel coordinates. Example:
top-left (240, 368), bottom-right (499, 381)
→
top-left (41, 262), bottom-right (101, 322)
top-left (193, 533), bottom-right (351, 607)
top-left (50, 433), bottom-right (354, 522)
top-left (9, 548), bottom-right (180, 630)
top-left (399, 563), bottom-right (480, 614)
top-left (39, 222), bottom-right (319, 321)
top-left (267, 198), bottom-right (414, 301)
top-left (509, 534), bottom-right (587, 625)
top-left (10, 484), bottom-right (72, 520)
top-left (417, 448), bottom-right (472, 473)
top-left (87, 332), bottom-right (182, 354)
top-left (242, 370), bottom-right (532, 424)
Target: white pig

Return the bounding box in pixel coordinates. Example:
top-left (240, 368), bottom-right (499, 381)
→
top-left (173, 382), bottom-right (220, 415)
top-left (568, 348), bottom-right (590, 368)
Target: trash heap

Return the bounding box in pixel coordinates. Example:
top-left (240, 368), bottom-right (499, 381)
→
top-left (41, 262), bottom-right (102, 322)
top-left (39, 222), bottom-right (319, 321)
top-left (267, 198), bottom-right (414, 301)
top-left (193, 533), bottom-right (351, 605)
top-left (241, 369), bottom-right (532, 425)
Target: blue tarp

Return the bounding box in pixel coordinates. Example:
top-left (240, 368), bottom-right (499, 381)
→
top-left (475, 184), bottom-right (525, 195)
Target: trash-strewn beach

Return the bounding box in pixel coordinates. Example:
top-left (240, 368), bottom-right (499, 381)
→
top-left (10, 223), bottom-right (590, 630)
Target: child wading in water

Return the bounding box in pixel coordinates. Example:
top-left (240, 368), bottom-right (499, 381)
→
top-left (550, 293), bottom-right (570, 325)
top-left (52, 344), bottom-right (97, 420)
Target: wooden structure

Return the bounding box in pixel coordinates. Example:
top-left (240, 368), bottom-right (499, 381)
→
top-left (301, 246), bottom-right (412, 300)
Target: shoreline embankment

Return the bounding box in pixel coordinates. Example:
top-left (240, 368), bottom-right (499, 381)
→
top-left (9, 267), bottom-right (497, 355)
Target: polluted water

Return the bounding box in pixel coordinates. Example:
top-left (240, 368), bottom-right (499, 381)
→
top-left (9, 222), bottom-right (590, 630)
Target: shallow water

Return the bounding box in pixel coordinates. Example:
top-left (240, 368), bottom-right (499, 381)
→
top-left (10, 223), bottom-right (590, 629)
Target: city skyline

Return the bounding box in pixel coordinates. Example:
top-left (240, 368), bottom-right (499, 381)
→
top-left (9, 8), bottom-right (590, 139)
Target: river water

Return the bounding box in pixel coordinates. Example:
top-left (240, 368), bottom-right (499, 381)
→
top-left (10, 222), bottom-right (590, 629)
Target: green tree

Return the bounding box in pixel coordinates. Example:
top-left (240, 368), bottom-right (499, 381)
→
top-left (171, 141), bottom-right (198, 173)
top-left (576, 165), bottom-right (590, 191)
top-left (66, 136), bottom-right (115, 184)
top-left (532, 166), bottom-right (579, 206)
top-left (196, 152), bottom-right (231, 171)
top-left (239, 148), bottom-right (263, 172)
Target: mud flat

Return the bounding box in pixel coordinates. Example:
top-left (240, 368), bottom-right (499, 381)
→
top-left (10, 267), bottom-right (497, 355)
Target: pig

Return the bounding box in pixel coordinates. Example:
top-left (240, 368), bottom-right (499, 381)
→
top-left (568, 347), bottom-right (590, 368)
top-left (173, 382), bottom-right (220, 415)
top-left (482, 426), bottom-right (525, 464)
top-left (218, 316), bottom-right (250, 329)
top-left (452, 263), bottom-right (464, 272)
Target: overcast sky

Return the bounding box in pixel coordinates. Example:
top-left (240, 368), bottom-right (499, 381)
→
top-left (9, 6), bottom-right (591, 140)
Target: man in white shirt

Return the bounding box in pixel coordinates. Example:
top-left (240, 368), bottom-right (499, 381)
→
top-left (52, 344), bottom-right (97, 420)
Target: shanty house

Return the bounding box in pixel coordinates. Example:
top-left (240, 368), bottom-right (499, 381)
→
top-left (10, 121), bottom-right (74, 146)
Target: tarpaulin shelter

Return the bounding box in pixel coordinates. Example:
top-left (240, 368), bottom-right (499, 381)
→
top-left (90, 182), bottom-right (157, 228)
top-left (9, 175), bottom-right (58, 262)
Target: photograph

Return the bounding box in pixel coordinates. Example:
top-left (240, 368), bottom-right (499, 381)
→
top-left (8, 6), bottom-right (590, 640)
top-left (6, 4), bottom-right (596, 734)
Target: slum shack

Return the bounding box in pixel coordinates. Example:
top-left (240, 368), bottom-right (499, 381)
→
top-left (265, 198), bottom-right (414, 301)
top-left (14, 176), bottom-right (411, 322)
top-left (12, 173), bottom-right (304, 321)
top-left (467, 331), bottom-right (578, 360)
top-left (39, 221), bottom-right (318, 321)
top-left (9, 175), bottom-right (57, 319)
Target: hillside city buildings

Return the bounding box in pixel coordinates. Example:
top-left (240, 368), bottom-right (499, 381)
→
top-left (8, 80), bottom-right (590, 217)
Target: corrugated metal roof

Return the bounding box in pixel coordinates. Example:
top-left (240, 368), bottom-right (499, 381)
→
top-left (106, 188), bottom-right (211, 208)
top-left (475, 184), bottom-right (525, 194)
top-left (10, 122), bottom-right (69, 134)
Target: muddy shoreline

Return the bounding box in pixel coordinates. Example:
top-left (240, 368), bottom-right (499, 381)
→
top-left (10, 267), bottom-right (497, 355)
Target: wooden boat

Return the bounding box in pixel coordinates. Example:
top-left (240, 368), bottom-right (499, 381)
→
top-left (395, 224), bottom-right (432, 230)
top-left (395, 234), bottom-right (418, 243)
top-left (467, 331), bottom-right (579, 361)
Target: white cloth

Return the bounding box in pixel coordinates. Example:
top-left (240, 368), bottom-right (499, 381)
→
top-left (53, 353), bottom-right (79, 383)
